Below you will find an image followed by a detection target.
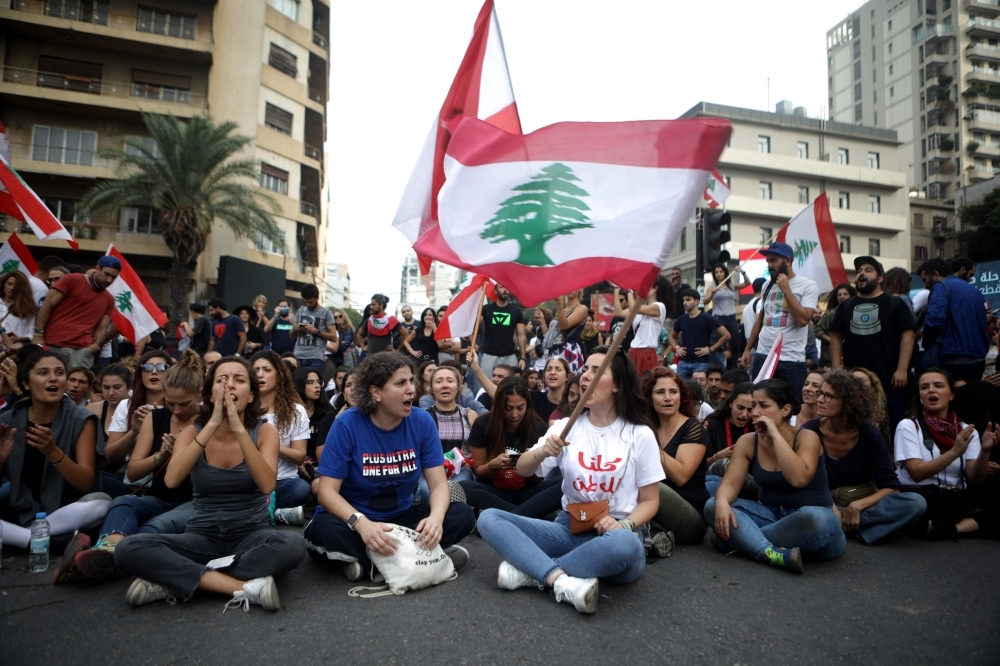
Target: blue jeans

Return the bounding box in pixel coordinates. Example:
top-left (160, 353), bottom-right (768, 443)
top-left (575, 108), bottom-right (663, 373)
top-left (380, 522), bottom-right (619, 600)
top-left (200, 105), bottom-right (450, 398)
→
top-left (852, 492), bottom-right (927, 545)
top-left (677, 360), bottom-right (710, 379)
top-left (704, 497), bottom-right (846, 562)
top-left (751, 354), bottom-right (806, 402)
top-left (275, 477), bottom-right (312, 509)
top-left (142, 501), bottom-right (194, 535)
top-left (100, 495), bottom-right (184, 538)
top-left (296, 358), bottom-right (326, 373)
top-left (706, 474), bottom-right (722, 498)
top-left (477, 509), bottom-right (646, 585)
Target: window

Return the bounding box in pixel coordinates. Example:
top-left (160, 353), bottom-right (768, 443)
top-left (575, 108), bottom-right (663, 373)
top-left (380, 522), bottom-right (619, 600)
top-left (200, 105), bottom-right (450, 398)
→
top-left (757, 135), bottom-right (770, 153)
top-left (915, 245), bottom-right (928, 260)
top-left (255, 228), bottom-right (286, 254)
top-left (131, 70), bottom-right (190, 104)
top-left (268, 43), bottom-right (298, 78)
top-left (854, 82), bottom-right (862, 102)
top-left (874, 111), bottom-right (878, 126)
top-left (260, 163), bottom-right (289, 195)
top-left (854, 61), bottom-right (862, 81)
top-left (873, 90), bottom-right (877, 104)
top-left (264, 103), bottom-right (293, 135)
top-left (798, 186), bottom-right (810, 204)
top-left (31, 126), bottom-right (96, 166)
top-left (120, 206), bottom-right (159, 235)
top-left (889, 19), bottom-right (893, 30)
top-left (46, 1), bottom-right (109, 25)
top-left (920, 92), bottom-right (925, 111)
top-left (889, 64), bottom-right (894, 75)
top-left (854, 40), bottom-right (861, 59)
top-left (36, 56), bottom-right (102, 94)
top-left (873, 69), bottom-right (877, 83)
top-left (867, 151), bottom-right (880, 169)
top-left (889, 42), bottom-right (893, 54)
top-left (855, 103), bottom-right (863, 122)
top-left (914, 213), bottom-right (924, 228)
top-left (796, 141), bottom-right (809, 159)
top-left (758, 182), bottom-right (772, 200)
top-left (868, 238), bottom-right (881, 256)
top-left (270, 0), bottom-right (299, 21)
top-left (680, 228), bottom-right (687, 251)
top-left (868, 195), bottom-right (881, 213)
top-left (758, 227), bottom-right (773, 245)
top-left (137, 7), bottom-right (196, 40)
top-left (43, 198), bottom-right (80, 225)
top-left (840, 235), bottom-right (851, 253)
top-left (839, 191), bottom-right (850, 209)
top-left (838, 148), bottom-right (850, 165)
top-left (890, 86), bottom-right (894, 98)
top-left (124, 136), bottom-right (159, 158)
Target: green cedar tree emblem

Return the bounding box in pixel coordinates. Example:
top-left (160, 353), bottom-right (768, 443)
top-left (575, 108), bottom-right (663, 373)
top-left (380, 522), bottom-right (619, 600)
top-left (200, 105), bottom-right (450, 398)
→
top-left (2, 259), bottom-right (20, 274)
top-left (707, 177), bottom-right (717, 192)
top-left (115, 290), bottom-right (134, 314)
top-left (793, 239), bottom-right (819, 268)
top-left (480, 163), bottom-right (594, 266)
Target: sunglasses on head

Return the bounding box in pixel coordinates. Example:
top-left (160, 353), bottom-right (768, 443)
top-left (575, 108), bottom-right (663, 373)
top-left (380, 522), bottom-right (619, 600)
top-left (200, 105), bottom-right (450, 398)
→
top-left (141, 363), bottom-right (168, 373)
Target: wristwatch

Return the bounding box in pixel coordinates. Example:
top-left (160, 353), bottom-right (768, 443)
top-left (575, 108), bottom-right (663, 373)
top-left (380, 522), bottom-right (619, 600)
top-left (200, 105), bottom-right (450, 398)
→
top-left (347, 512), bottom-right (364, 531)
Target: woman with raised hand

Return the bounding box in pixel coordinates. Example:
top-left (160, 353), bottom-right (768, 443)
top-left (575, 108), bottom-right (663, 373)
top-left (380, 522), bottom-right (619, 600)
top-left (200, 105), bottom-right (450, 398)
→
top-left (614, 277), bottom-right (673, 378)
top-left (530, 356), bottom-right (569, 424)
top-left (477, 347), bottom-right (664, 615)
top-left (894, 368), bottom-right (998, 540)
top-left (547, 290), bottom-right (588, 374)
top-left (703, 266), bottom-right (749, 366)
top-left (304, 352), bottom-right (475, 582)
top-left (114, 356), bottom-right (306, 612)
top-left (59, 350), bottom-right (206, 582)
top-left (106, 350), bottom-right (169, 470)
top-left (797, 369), bottom-right (926, 545)
top-left (703, 382), bottom-right (756, 497)
top-left (705, 379), bottom-right (845, 574)
top-left (233, 305), bottom-right (265, 356)
top-left (251, 351), bottom-right (310, 525)
top-left (642, 367), bottom-right (709, 545)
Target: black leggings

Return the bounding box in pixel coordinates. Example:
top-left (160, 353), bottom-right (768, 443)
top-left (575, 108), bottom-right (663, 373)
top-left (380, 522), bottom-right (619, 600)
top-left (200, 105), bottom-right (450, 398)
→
top-left (907, 484), bottom-right (999, 538)
top-left (459, 476), bottom-right (563, 518)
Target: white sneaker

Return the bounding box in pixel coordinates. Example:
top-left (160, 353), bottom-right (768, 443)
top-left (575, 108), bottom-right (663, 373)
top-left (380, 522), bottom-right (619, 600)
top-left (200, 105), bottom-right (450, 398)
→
top-left (274, 506), bottom-right (305, 526)
top-left (443, 545), bottom-right (470, 570)
top-left (343, 560), bottom-right (363, 581)
top-left (126, 578), bottom-right (176, 607)
top-left (497, 561), bottom-right (541, 590)
top-left (224, 576), bottom-right (280, 613)
top-left (552, 574), bottom-right (598, 614)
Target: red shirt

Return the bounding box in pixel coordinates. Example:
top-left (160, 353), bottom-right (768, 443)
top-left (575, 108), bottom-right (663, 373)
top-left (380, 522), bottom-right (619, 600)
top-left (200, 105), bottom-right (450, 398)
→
top-left (45, 273), bottom-right (115, 349)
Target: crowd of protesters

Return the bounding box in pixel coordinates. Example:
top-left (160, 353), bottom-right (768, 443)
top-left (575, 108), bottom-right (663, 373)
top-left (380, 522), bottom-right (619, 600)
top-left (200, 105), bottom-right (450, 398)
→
top-left (0, 245), bottom-right (997, 616)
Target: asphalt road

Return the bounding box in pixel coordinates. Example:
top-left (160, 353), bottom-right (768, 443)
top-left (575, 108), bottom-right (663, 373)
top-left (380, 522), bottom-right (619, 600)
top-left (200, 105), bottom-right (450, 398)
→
top-left (1, 528), bottom-right (998, 665)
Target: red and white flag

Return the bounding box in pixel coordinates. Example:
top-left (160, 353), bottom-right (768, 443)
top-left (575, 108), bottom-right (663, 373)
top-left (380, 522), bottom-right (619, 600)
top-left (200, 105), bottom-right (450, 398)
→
top-left (414, 115), bottom-right (731, 305)
top-left (392, 0), bottom-right (521, 275)
top-left (105, 245), bottom-right (167, 344)
top-left (753, 333), bottom-right (783, 383)
top-left (703, 169), bottom-right (730, 209)
top-left (435, 274), bottom-right (497, 340)
top-left (0, 232), bottom-right (38, 278)
top-left (775, 193), bottom-right (848, 294)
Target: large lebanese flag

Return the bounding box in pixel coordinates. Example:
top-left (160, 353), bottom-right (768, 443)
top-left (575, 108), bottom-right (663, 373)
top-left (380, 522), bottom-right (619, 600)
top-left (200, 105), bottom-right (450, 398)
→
top-left (435, 274), bottom-right (497, 340)
top-left (392, 0), bottom-right (521, 275)
top-left (415, 115), bottom-right (732, 305)
top-left (105, 245), bottom-right (168, 344)
top-left (775, 193), bottom-right (848, 294)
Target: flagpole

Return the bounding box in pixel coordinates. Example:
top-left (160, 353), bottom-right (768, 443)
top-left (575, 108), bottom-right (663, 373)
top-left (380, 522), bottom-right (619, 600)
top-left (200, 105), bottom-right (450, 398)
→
top-left (716, 228), bottom-right (781, 288)
top-left (468, 286), bottom-right (489, 355)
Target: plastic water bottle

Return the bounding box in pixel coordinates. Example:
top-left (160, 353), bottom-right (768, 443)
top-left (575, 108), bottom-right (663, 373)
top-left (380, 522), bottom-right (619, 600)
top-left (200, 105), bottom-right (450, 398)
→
top-left (29, 512), bottom-right (49, 573)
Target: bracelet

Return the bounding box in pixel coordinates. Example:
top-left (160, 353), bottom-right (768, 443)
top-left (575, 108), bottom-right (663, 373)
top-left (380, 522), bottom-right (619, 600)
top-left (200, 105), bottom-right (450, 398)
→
top-left (194, 438), bottom-right (207, 448)
top-left (52, 451), bottom-right (67, 465)
top-left (618, 518), bottom-right (636, 532)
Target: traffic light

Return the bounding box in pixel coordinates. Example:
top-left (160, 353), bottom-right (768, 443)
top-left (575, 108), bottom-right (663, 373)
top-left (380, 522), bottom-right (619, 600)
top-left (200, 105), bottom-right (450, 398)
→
top-left (703, 211), bottom-right (731, 267)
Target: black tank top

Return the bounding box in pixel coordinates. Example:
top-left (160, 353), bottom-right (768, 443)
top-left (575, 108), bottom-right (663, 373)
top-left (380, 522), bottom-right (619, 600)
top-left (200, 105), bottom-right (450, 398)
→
top-left (147, 408), bottom-right (194, 506)
top-left (751, 432), bottom-right (833, 509)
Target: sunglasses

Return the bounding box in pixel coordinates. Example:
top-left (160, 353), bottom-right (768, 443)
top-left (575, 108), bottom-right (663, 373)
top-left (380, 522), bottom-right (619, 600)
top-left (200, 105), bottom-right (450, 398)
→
top-left (141, 363), bottom-right (169, 373)
top-left (333, 315), bottom-right (343, 319)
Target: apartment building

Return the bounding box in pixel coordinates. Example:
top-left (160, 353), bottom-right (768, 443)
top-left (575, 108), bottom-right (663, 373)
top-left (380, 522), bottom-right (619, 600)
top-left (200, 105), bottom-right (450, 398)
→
top-left (0, 0), bottom-right (330, 308)
top-left (323, 261), bottom-right (350, 308)
top-left (825, 0), bottom-right (1000, 267)
top-left (399, 252), bottom-right (460, 313)
top-left (673, 102), bottom-right (910, 297)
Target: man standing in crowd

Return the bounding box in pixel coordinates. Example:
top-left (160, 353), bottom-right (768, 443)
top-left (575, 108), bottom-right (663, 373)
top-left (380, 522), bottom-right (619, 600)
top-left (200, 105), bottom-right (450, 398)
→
top-left (207, 298), bottom-right (246, 357)
top-left (290, 283), bottom-right (338, 372)
top-left (740, 242), bottom-right (818, 400)
top-left (830, 256), bottom-right (916, 426)
top-left (670, 266), bottom-right (691, 321)
top-left (180, 303), bottom-right (212, 356)
top-left (265, 298), bottom-right (296, 355)
top-left (29, 255), bottom-right (67, 307)
top-left (479, 284), bottom-right (527, 384)
top-left (950, 256), bottom-right (977, 283)
top-left (670, 289), bottom-right (730, 379)
top-left (357, 293), bottom-right (405, 354)
top-left (33, 256), bottom-right (120, 368)
top-left (918, 257), bottom-right (990, 383)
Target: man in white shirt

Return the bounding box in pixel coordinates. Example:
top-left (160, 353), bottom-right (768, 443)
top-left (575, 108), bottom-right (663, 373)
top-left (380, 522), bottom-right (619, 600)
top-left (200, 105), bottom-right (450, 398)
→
top-left (739, 243), bottom-right (818, 401)
top-left (741, 278), bottom-right (767, 357)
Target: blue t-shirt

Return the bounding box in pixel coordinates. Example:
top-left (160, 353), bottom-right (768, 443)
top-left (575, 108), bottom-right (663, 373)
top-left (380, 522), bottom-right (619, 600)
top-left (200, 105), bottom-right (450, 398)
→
top-left (672, 311), bottom-right (722, 353)
top-left (315, 407), bottom-right (444, 521)
top-left (212, 314), bottom-right (245, 356)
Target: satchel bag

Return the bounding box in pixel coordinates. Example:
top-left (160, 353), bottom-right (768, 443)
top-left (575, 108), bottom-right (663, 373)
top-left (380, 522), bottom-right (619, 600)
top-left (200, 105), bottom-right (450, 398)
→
top-left (830, 481), bottom-right (879, 508)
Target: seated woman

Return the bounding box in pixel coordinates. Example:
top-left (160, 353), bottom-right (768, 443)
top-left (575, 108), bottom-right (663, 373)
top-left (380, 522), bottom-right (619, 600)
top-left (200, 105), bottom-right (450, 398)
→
top-left (894, 368), bottom-right (998, 540)
top-left (705, 379), bottom-right (845, 573)
top-left (477, 347), bottom-right (663, 615)
top-left (793, 372), bottom-right (824, 425)
top-left (0, 350), bottom-right (111, 570)
top-left (424, 364), bottom-right (477, 483)
top-left (547, 374), bottom-right (581, 425)
top-left (521, 369), bottom-right (540, 392)
top-left (703, 382), bottom-right (755, 497)
top-left (114, 356), bottom-right (306, 611)
top-left (58, 350), bottom-right (206, 581)
top-left (331, 369), bottom-right (357, 417)
top-left (87, 363), bottom-right (132, 446)
top-left (458, 377), bottom-right (561, 518)
top-left (293, 366), bottom-right (336, 467)
top-left (251, 352), bottom-right (311, 524)
top-left (851, 367), bottom-right (891, 448)
top-left (530, 357), bottom-right (569, 424)
top-left (414, 360), bottom-right (436, 404)
top-left (304, 352), bottom-right (476, 582)
top-left (642, 367), bottom-right (709, 545)
top-left (799, 369), bottom-right (926, 545)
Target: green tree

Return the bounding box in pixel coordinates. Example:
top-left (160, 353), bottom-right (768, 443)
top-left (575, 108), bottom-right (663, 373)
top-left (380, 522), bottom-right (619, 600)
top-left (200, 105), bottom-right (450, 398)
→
top-left (342, 308), bottom-right (363, 330)
top-left (956, 187), bottom-right (1000, 261)
top-left (480, 163), bottom-right (593, 266)
top-left (79, 113), bottom-right (283, 331)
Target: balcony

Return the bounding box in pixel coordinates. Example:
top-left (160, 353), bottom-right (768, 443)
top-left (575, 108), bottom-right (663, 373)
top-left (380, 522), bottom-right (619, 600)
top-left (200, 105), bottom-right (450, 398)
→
top-left (300, 201), bottom-right (318, 219)
top-left (968, 107), bottom-right (1000, 131)
top-left (926, 50), bottom-right (951, 66)
top-left (967, 41), bottom-right (1000, 63)
top-left (968, 66), bottom-right (1000, 85)
top-left (308, 86), bottom-right (324, 105)
top-left (312, 31), bottom-right (328, 50)
top-left (970, 139), bottom-right (1000, 157)
top-left (969, 165), bottom-right (1000, 181)
top-left (967, 17), bottom-right (1000, 37)
top-left (926, 145), bottom-right (954, 162)
top-left (925, 23), bottom-right (956, 43)
top-left (304, 143), bottom-right (322, 161)
top-left (966, 0), bottom-right (1000, 17)
top-left (5, 139), bottom-right (117, 179)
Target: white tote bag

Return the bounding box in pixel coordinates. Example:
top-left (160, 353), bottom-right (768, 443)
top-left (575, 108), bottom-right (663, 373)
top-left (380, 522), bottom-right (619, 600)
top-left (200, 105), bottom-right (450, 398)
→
top-left (349, 524), bottom-right (456, 597)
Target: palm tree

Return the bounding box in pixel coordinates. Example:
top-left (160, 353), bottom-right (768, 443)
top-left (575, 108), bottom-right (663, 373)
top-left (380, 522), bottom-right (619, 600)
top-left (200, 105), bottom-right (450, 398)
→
top-left (79, 112), bottom-right (283, 330)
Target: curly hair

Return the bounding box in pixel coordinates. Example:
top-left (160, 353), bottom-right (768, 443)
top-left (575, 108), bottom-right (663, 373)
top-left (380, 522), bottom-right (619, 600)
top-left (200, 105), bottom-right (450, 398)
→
top-left (197, 356), bottom-right (264, 430)
top-left (250, 350), bottom-right (302, 437)
top-left (351, 352), bottom-right (416, 415)
top-left (642, 366), bottom-right (698, 422)
top-left (1, 270), bottom-right (37, 320)
top-left (849, 367), bottom-right (887, 428)
top-left (882, 267), bottom-right (912, 298)
top-left (822, 369), bottom-right (874, 430)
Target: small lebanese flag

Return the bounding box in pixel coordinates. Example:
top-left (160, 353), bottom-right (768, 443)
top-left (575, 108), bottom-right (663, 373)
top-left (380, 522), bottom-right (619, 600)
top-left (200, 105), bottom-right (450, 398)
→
top-left (704, 169), bottom-right (730, 209)
top-left (435, 274), bottom-right (496, 340)
top-left (393, 0), bottom-right (521, 275)
top-left (105, 245), bottom-right (168, 344)
top-left (0, 232), bottom-right (38, 278)
top-left (753, 333), bottom-right (783, 383)
top-left (416, 115), bottom-right (732, 305)
top-left (775, 193), bottom-right (848, 294)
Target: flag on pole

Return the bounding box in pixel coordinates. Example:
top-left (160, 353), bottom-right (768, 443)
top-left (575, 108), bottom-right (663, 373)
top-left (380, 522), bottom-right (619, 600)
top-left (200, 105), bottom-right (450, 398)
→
top-left (703, 169), bottom-right (730, 209)
top-left (414, 114), bottom-right (732, 305)
top-left (753, 333), bottom-right (783, 383)
top-left (435, 274), bottom-right (497, 340)
top-left (0, 232), bottom-right (38, 278)
top-left (775, 193), bottom-right (848, 294)
top-left (105, 245), bottom-right (167, 345)
top-left (0, 122), bottom-right (78, 250)
top-left (392, 0), bottom-right (521, 275)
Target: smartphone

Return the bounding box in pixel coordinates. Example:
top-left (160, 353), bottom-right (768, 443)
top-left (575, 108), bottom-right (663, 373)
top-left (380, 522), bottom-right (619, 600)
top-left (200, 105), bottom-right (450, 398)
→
top-left (508, 453), bottom-right (521, 465)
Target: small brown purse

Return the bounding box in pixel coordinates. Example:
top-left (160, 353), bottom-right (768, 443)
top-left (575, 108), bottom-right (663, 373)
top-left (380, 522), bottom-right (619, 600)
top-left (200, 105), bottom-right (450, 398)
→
top-left (567, 500), bottom-right (611, 534)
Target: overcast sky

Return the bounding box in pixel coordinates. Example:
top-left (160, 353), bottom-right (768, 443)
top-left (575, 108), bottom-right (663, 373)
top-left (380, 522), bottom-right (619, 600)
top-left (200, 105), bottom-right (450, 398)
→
top-left (326, 0), bottom-right (863, 305)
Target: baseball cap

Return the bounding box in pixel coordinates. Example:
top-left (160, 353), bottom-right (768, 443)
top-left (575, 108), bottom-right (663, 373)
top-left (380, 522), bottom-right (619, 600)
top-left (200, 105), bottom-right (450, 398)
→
top-left (97, 255), bottom-right (122, 271)
top-left (853, 255), bottom-right (884, 276)
top-left (762, 242), bottom-right (794, 260)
